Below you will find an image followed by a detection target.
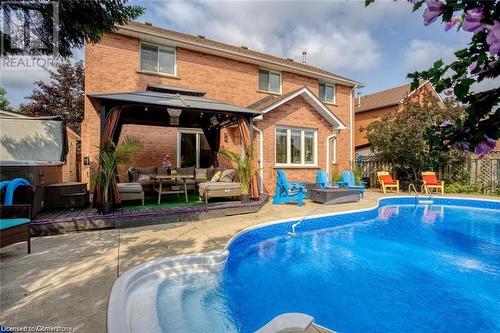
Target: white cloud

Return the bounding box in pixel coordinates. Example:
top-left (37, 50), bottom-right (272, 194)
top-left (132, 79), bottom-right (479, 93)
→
top-left (148, 0), bottom-right (398, 72)
top-left (404, 39), bottom-right (456, 71)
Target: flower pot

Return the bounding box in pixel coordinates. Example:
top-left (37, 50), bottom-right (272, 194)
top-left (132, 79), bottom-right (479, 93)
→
top-left (240, 194), bottom-right (250, 203)
top-left (101, 202), bottom-right (112, 215)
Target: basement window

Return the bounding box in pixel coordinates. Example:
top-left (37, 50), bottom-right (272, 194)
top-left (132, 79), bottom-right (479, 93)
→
top-left (140, 43), bottom-right (176, 75)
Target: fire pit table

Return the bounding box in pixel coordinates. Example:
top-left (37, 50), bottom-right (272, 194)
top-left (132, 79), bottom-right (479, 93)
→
top-left (309, 188), bottom-right (360, 204)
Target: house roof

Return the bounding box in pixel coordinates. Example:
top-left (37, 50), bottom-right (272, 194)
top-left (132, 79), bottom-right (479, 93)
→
top-left (355, 83), bottom-right (412, 113)
top-left (88, 88), bottom-right (261, 116)
top-left (355, 81), bottom-right (441, 113)
top-left (117, 21), bottom-right (363, 87)
top-left (250, 86), bottom-right (346, 129)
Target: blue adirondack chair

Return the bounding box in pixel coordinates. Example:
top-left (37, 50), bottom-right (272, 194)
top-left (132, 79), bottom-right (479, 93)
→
top-left (336, 171), bottom-right (366, 197)
top-left (272, 169), bottom-right (305, 206)
top-left (315, 170), bottom-right (340, 189)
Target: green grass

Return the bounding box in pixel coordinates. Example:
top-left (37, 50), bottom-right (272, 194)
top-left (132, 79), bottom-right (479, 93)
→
top-left (122, 193), bottom-right (203, 210)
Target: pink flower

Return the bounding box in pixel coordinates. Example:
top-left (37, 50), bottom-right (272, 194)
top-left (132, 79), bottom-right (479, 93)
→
top-left (486, 21), bottom-right (500, 56)
top-left (423, 0), bottom-right (445, 26)
top-left (462, 7), bottom-right (486, 33)
top-left (162, 154), bottom-right (173, 168)
top-left (444, 16), bottom-right (458, 31)
top-left (474, 137), bottom-right (496, 156)
top-left (469, 60), bottom-right (478, 71)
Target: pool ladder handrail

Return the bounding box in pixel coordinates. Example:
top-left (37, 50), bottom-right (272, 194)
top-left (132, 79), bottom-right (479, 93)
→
top-left (409, 183), bottom-right (433, 205)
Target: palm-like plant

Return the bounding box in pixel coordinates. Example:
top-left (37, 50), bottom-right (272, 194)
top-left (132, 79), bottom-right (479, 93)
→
top-left (219, 145), bottom-right (259, 195)
top-left (92, 137), bottom-right (142, 205)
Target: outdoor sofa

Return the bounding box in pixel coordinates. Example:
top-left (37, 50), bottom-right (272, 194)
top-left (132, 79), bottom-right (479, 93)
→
top-left (0, 204), bottom-right (31, 253)
top-left (127, 166), bottom-right (241, 203)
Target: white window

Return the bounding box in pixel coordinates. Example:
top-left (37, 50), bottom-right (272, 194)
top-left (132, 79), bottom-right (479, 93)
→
top-left (275, 126), bottom-right (318, 166)
top-left (319, 82), bottom-right (335, 103)
top-left (259, 69), bottom-right (281, 94)
top-left (140, 43), bottom-right (176, 75)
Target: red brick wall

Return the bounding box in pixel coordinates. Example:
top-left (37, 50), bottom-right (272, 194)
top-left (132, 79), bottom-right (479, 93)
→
top-left (82, 32), bottom-right (355, 190)
top-left (255, 95), bottom-right (338, 194)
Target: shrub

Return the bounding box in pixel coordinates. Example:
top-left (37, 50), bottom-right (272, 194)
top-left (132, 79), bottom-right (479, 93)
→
top-left (445, 182), bottom-right (483, 194)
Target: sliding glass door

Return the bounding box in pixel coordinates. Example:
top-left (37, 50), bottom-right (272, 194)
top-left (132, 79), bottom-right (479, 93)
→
top-left (177, 130), bottom-right (212, 168)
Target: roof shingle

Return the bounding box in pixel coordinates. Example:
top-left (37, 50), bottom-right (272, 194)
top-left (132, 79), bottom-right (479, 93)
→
top-left (120, 21), bottom-right (362, 86)
top-left (355, 83), bottom-right (411, 113)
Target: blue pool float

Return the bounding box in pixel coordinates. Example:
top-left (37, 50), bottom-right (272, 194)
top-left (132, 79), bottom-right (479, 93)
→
top-left (3, 178), bottom-right (30, 205)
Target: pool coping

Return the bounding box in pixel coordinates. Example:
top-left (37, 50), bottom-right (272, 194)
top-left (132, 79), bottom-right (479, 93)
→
top-left (107, 195), bottom-right (500, 333)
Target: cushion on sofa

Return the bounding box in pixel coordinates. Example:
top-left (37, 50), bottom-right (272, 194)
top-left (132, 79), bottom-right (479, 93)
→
top-left (198, 182), bottom-right (241, 190)
top-left (219, 169), bottom-right (236, 182)
top-left (195, 168), bottom-right (208, 180)
top-left (211, 170), bottom-right (222, 182)
top-left (136, 167), bottom-right (157, 176)
top-left (117, 183), bottom-right (143, 193)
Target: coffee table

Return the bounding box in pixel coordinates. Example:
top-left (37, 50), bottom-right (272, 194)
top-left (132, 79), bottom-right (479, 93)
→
top-left (150, 175), bottom-right (194, 204)
top-left (309, 188), bottom-right (360, 204)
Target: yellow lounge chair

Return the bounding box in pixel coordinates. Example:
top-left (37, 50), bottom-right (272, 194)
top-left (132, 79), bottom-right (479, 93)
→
top-left (421, 171), bottom-right (444, 195)
top-left (377, 171), bottom-right (399, 194)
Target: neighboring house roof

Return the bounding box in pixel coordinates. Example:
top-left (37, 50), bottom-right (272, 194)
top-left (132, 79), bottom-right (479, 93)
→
top-left (250, 86), bottom-right (347, 129)
top-left (355, 81), bottom-right (441, 113)
top-left (117, 21), bottom-right (363, 87)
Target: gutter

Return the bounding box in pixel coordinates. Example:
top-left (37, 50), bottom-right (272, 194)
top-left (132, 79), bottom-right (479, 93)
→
top-left (326, 133), bottom-right (337, 177)
top-left (253, 125), bottom-right (264, 193)
top-left (350, 85), bottom-right (358, 167)
top-left (117, 25), bottom-right (364, 88)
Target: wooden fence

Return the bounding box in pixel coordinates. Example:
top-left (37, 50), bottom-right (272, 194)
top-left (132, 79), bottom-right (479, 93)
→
top-left (358, 151), bottom-right (500, 192)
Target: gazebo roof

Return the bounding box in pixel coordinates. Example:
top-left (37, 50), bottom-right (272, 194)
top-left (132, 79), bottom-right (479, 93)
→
top-left (88, 86), bottom-right (261, 117)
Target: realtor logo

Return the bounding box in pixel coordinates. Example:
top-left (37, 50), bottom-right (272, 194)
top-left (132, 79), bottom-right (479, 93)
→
top-left (1, 1), bottom-right (59, 70)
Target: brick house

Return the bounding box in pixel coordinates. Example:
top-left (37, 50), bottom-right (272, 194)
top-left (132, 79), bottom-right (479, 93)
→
top-left (355, 81), bottom-right (442, 156)
top-left (82, 21), bottom-right (362, 195)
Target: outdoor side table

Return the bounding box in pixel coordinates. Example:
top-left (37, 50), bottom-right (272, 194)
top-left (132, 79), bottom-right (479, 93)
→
top-left (309, 188), bottom-right (360, 204)
top-left (150, 175), bottom-right (194, 204)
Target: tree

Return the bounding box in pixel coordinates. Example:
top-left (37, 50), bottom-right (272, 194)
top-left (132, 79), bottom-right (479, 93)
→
top-left (366, 0), bottom-right (499, 155)
top-left (0, 87), bottom-right (11, 110)
top-left (20, 60), bottom-right (84, 133)
top-left (1, 1), bottom-right (143, 58)
top-left (365, 95), bottom-right (467, 184)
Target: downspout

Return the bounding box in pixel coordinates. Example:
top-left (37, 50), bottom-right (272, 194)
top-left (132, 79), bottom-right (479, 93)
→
top-left (253, 125), bottom-right (264, 194)
top-left (349, 84), bottom-right (358, 168)
top-left (326, 132), bottom-right (336, 177)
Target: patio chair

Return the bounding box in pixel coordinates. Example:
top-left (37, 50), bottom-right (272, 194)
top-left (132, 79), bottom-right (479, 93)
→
top-left (315, 170), bottom-right (339, 189)
top-left (421, 171), bottom-right (444, 195)
top-left (0, 204), bottom-right (31, 253)
top-left (272, 169), bottom-right (304, 207)
top-left (376, 171), bottom-right (400, 194)
top-left (336, 171), bottom-right (366, 197)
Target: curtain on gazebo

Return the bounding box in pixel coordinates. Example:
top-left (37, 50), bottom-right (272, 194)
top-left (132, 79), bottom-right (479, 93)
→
top-left (94, 107), bottom-right (122, 208)
top-left (238, 118), bottom-right (259, 200)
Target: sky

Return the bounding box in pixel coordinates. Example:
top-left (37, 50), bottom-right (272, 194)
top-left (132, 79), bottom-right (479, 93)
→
top-left (1, 0), bottom-right (495, 108)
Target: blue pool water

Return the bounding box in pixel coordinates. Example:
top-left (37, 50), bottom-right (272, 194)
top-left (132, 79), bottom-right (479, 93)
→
top-left (156, 199), bottom-right (500, 332)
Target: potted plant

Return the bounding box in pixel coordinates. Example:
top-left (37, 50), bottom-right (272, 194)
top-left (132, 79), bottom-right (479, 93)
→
top-left (92, 137), bottom-right (142, 214)
top-left (219, 145), bottom-right (259, 203)
top-left (162, 153), bottom-right (173, 175)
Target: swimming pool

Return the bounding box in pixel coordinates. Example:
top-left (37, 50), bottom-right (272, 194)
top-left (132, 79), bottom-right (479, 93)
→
top-left (109, 197), bottom-right (500, 333)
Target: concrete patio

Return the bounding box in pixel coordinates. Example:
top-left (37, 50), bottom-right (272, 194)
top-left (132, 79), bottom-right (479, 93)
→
top-left (0, 190), bottom-right (497, 332)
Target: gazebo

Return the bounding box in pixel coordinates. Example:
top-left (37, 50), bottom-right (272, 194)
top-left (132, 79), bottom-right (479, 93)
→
top-left (88, 84), bottom-right (262, 207)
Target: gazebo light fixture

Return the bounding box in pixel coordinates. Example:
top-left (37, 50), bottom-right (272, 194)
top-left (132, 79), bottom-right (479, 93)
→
top-left (210, 115), bottom-right (219, 127)
top-left (167, 108), bottom-right (182, 126)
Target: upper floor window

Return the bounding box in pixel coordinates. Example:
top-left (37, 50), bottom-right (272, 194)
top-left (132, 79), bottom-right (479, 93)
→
top-left (259, 69), bottom-right (281, 94)
top-left (140, 43), bottom-right (176, 75)
top-left (319, 82), bottom-right (335, 104)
